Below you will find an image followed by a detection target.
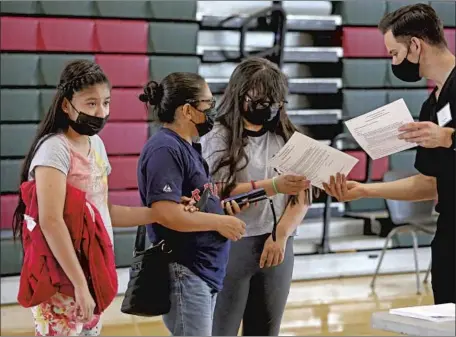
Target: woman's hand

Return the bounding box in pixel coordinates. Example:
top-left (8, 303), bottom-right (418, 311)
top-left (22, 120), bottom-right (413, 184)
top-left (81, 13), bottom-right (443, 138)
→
top-left (181, 196), bottom-right (198, 213)
top-left (221, 200), bottom-right (249, 216)
top-left (274, 174), bottom-right (310, 195)
top-left (260, 234), bottom-right (287, 268)
top-left (74, 284), bottom-right (96, 323)
top-left (181, 197), bottom-right (250, 215)
top-left (216, 216), bottom-right (246, 241)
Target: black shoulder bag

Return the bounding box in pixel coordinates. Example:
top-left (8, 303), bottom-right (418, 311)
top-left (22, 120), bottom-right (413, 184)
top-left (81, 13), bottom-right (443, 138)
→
top-left (120, 225), bottom-right (172, 316)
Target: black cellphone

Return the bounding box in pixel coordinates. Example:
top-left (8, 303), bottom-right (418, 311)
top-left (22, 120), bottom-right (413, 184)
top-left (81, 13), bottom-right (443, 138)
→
top-left (222, 188), bottom-right (268, 208)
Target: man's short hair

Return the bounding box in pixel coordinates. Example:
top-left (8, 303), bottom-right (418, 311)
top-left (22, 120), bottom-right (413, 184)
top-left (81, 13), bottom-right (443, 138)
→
top-left (378, 3), bottom-right (447, 47)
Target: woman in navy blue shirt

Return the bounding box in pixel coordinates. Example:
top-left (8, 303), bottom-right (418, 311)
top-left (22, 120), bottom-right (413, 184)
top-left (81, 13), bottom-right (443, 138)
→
top-left (137, 72), bottom-right (246, 336)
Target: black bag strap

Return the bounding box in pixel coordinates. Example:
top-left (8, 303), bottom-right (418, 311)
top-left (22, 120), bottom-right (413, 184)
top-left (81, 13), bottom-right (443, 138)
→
top-left (134, 226), bottom-right (173, 256)
top-left (134, 226), bottom-right (147, 254)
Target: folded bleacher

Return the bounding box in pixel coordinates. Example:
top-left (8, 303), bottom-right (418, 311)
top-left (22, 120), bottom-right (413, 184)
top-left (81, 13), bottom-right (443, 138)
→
top-left (0, 0), bottom-right (346, 278)
top-left (0, 0), bottom-right (202, 277)
top-left (1, 0), bottom-right (452, 283)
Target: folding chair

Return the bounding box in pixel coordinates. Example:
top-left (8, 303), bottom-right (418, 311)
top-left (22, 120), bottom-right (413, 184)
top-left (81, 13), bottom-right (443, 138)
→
top-left (370, 170), bottom-right (437, 294)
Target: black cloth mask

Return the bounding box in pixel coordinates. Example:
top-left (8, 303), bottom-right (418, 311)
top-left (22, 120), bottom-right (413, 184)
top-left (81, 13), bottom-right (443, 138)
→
top-left (68, 104), bottom-right (108, 136)
top-left (391, 48), bottom-right (422, 82)
top-left (243, 105), bottom-right (280, 126)
top-left (192, 107), bottom-right (215, 137)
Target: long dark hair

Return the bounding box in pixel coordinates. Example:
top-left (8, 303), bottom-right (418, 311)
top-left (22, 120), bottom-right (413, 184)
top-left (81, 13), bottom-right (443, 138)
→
top-left (12, 59), bottom-right (110, 242)
top-left (212, 57), bottom-right (301, 204)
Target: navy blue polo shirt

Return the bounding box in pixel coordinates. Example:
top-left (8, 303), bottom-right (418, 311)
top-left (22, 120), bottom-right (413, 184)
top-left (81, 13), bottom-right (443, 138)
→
top-left (137, 127), bottom-right (230, 291)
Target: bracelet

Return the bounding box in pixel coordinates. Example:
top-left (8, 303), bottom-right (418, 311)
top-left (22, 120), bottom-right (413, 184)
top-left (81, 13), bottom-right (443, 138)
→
top-left (272, 176), bottom-right (280, 194)
top-left (250, 180), bottom-right (257, 190)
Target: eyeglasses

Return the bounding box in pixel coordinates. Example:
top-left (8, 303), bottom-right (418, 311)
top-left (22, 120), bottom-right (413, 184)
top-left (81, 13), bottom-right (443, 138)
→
top-left (186, 97), bottom-right (216, 109)
top-left (245, 95), bottom-right (287, 110)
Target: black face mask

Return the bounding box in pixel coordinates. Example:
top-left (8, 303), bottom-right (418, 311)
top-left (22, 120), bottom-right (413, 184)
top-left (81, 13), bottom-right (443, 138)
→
top-left (391, 48), bottom-right (422, 83)
top-left (243, 105), bottom-right (280, 126)
top-left (192, 108), bottom-right (215, 137)
top-left (68, 107), bottom-right (109, 136)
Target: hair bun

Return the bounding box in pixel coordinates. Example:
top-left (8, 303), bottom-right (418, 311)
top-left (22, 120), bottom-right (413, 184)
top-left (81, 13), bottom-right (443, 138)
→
top-left (138, 93), bottom-right (149, 103)
top-left (140, 80), bottom-right (163, 106)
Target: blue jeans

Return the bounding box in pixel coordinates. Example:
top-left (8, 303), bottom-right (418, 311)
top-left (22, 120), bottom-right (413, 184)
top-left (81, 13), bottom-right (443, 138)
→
top-left (163, 262), bottom-right (217, 336)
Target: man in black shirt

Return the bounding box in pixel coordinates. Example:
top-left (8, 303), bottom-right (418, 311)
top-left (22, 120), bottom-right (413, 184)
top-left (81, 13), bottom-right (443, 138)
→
top-left (324, 4), bottom-right (455, 304)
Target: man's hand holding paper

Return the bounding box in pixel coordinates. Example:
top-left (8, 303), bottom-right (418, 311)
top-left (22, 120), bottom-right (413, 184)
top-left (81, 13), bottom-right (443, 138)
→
top-left (344, 98), bottom-right (417, 160)
top-left (398, 121), bottom-right (454, 149)
top-left (268, 132), bottom-right (359, 190)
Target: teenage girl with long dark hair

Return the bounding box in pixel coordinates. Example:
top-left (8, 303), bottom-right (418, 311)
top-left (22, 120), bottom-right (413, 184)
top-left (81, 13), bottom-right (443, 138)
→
top-left (202, 57), bottom-right (311, 336)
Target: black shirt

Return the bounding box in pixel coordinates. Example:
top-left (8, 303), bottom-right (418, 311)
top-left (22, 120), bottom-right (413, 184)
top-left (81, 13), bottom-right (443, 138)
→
top-left (414, 66), bottom-right (456, 223)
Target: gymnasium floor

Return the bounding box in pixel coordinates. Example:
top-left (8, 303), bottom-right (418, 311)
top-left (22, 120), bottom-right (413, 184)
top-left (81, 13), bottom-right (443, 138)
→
top-left (0, 273), bottom-right (433, 336)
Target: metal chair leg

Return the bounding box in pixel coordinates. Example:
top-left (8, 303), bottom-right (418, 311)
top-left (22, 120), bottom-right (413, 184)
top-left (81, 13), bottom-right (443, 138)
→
top-left (424, 259), bottom-right (432, 284)
top-left (371, 227), bottom-right (399, 289)
top-left (410, 230), bottom-right (421, 294)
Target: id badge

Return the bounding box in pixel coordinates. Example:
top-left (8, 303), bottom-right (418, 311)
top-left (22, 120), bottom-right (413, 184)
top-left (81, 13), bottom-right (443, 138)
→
top-left (437, 103), bottom-right (452, 126)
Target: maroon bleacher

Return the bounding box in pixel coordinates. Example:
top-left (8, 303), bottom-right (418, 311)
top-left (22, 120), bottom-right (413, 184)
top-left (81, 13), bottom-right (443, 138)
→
top-left (346, 151), bottom-right (389, 181)
top-left (39, 18), bottom-right (95, 51)
top-left (108, 190), bottom-right (142, 207)
top-left (342, 27), bottom-right (389, 58)
top-left (95, 55), bottom-right (149, 87)
top-left (109, 89), bottom-right (147, 121)
top-left (108, 156), bottom-right (140, 190)
top-left (0, 17), bottom-right (39, 51)
top-left (99, 123), bottom-right (148, 155)
top-left (95, 20), bottom-right (148, 53)
top-left (0, 17), bottom-right (149, 54)
top-left (0, 195), bottom-right (18, 230)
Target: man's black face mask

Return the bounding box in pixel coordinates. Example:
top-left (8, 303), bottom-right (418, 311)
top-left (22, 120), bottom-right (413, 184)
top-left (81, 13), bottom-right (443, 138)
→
top-left (391, 46), bottom-right (422, 83)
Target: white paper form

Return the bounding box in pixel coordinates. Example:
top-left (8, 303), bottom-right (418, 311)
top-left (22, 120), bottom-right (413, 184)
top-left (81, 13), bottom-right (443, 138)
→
top-left (390, 303), bottom-right (455, 322)
top-left (344, 98), bottom-right (417, 160)
top-left (268, 132), bottom-right (359, 189)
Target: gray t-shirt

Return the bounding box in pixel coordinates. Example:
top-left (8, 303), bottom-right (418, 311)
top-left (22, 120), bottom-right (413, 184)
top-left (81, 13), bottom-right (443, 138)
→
top-left (201, 123), bottom-right (288, 237)
top-left (28, 133), bottom-right (113, 243)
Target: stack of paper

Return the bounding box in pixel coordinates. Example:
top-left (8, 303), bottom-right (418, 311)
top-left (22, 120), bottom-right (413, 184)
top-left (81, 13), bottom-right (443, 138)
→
top-left (268, 131), bottom-right (359, 190)
top-left (390, 303), bottom-right (455, 323)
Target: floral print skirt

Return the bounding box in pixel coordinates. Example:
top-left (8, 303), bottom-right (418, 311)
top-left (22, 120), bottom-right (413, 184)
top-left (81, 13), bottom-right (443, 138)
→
top-left (31, 292), bottom-right (102, 336)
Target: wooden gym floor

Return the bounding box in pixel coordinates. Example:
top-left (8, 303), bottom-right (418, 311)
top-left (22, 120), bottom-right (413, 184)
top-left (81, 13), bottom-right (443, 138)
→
top-left (1, 273), bottom-right (433, 336)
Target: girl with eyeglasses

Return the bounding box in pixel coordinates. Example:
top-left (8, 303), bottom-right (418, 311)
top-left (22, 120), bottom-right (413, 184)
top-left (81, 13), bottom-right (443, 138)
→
top-left (202, 57), bottom-right (312, 335)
